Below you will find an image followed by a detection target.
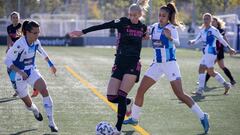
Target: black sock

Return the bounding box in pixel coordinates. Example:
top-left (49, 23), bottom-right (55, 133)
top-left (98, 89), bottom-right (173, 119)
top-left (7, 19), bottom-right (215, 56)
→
top-left (107, 95), bottom-right (119, 103)
top-left (205, 73), bottom-right (211, 84)
top-left (223, 67), bottom-right (234, 82)
top-left (115, 90), bottom-right (127, 131)
top-left (107, 95), bottom-right (131, 105)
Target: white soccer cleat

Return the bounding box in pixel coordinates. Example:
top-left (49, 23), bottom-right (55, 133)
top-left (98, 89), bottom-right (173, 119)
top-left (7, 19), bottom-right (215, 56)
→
top-left (113, 128), bottom-right (122, 135)
top-left (223, 82), bottom-right (231, 95)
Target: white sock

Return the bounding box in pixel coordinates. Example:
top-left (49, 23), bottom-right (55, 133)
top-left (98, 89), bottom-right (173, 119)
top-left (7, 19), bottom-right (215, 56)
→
top-left (191, 103), bottom-right (205, 119)
top-left (214, 72), bottom-right (225, 84)
top-left (198, 73), bottom-right (206, 88)
top-left (131, 104), bottom-right (141, 120)
top-left (27, 103), bottom-right (39, 116)
top-left (43, 96), bottom-right (55, 126)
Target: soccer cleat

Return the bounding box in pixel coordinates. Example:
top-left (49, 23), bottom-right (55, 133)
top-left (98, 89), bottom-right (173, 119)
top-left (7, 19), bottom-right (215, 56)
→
top-left (34, 112), bottom-right (43, 121)
top-left (123, 117), bottom-right (138, 126)
top-left (223, 82), bottom-right (231, 95)
top-left (126, 97), bottom-right (134, 117)
top-left (49, 125), bottom-right (58, 132)
top-left (31, 89), bottom-right (39, 97)
top-left (200, 113), bottom-right (210, 134)
top-left (113, 128), bottom-right (121, 135)
top-left (230, 80), bottom-right (236, 86)
top-left (192, 87), bottom-right (204, 96)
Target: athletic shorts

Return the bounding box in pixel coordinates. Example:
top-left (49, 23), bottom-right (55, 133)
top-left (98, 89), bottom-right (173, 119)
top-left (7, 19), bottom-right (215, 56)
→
top-left (14, 68), bottom-right (43, 98)
top-left (200, 53), bottom-right (217, 68)
top-left (217, 49), bottom-right (224, 60)
top-left (111, 56), bottom-right (141, 83)
top-left (144, 61), bottom-right (181, 82)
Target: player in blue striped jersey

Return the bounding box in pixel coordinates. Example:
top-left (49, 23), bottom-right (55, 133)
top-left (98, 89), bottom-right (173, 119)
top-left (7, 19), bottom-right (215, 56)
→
top-left (189, 13), bottom-right (236, 95)
top-left (4, 20), bottom-right (58, 132)
top-left (124, 2), bottom-right (209, 134)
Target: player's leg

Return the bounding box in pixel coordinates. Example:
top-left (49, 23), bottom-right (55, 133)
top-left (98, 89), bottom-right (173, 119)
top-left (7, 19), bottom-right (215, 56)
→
top-left (124, 63), bottom-right (161, 125)
top-left (107, 65), bottom-right (132, 106)
top-left (123, 75), bottom-right (156, 125)
top-left (207, 67), bottom-right (231, 94)
top-left (15, 74), bottom-right (42, 121)
top-left (217, 59), bottom-right (236, 85)
top-left (114, 74), bottom-right (137, 132)
top-left (167, 61), bottom-right (209, 134)
top-left (29, 70), bottom-right (58, 132)
top-left (7, 68), bottom-right (18, 97)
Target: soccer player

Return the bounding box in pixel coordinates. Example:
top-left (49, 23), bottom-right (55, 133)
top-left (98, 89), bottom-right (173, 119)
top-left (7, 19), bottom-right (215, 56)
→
top-left (189, 13), bottom-right (236, 95)
top-left (69, 0), bottom-right (150, 134)
top-left (5, 20), bottom-right (58, 132)
top-left (6, 11), bottom-right (39, 97)
top-left (204, 16), bottom-right (236, 86)
top-left (123, 2), bottom-right (210, 134)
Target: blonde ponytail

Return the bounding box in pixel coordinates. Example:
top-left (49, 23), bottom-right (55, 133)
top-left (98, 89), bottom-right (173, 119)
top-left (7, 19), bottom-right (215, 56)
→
top-left (136, 0), bottom-right (150, 11)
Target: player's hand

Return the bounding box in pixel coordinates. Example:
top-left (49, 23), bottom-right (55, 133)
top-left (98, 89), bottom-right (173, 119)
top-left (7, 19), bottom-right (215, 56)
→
top-left (68, 31), bottom-right (84, 38)
top-left (163, 28), bottom-right (171, 39)
top-left (18, 71), bottom-right (28, 80)
top-left (188, 40), bottom-right (195, 45)
top-left (229, 48), bottom-right (236, 56)
top-left (50, 66), bottom-right (57, 76)
top-left (143, 33), bottom-right (150, 40)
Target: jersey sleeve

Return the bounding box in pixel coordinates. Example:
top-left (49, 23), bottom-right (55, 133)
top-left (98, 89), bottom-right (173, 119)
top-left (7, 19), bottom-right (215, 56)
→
top-left (82, 17), bottom-right (125, 34)
top-left (37, 40), bottom-right (48, 59)
top-left (214, 29), bottom-right (229, 47)
top-left (4, 41), bottom-right (23, 68)
top-left (169, 25), bottom-right (180, 46)
top-left (192, 31), bottom-right (202, 45)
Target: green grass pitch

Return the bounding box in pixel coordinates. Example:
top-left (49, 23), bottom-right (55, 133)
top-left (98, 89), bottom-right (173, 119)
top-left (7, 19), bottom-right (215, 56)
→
top-left (0, 46), bottom-right (239, 135)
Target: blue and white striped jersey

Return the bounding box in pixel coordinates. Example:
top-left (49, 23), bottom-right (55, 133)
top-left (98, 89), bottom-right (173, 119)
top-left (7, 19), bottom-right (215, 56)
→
top-left (193, 26), bottom-right (229, 55)
top-left (5, 36), bottom-right (48, 72)
top-left (150, 23), bottom-right (180, 63)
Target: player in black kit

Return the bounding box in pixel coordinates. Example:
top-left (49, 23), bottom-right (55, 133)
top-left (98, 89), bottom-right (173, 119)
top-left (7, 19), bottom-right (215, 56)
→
top-left (69, 0), bottom-right (149, 134)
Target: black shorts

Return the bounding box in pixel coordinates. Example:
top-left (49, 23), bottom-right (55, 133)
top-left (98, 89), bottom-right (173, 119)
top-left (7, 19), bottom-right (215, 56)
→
top-left (111, 56), bottom-right (141, 83)
top-left (217, 48), bottom-right (224, 60)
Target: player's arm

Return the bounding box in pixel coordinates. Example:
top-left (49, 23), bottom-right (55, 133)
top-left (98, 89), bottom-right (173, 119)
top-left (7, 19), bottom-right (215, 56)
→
top-left (69, 18), bottom-right (123, 37)
top-left (4, 43), bottom-right (28, 80)
top-left (188, 32), bottom-right (202, 45)
top-left (143, 25), bottom-right (149, 40)
top-left (165, 26), bottom-right (180, 46)
top-left (214, 29), bottom-right (236, 55)
top-left (6, 27), bottom-right (13, 53)
top-left (37, 42), bottom-right (57, 75)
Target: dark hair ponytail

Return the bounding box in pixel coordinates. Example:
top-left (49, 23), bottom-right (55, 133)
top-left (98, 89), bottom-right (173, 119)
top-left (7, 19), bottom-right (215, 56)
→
top-left (160, 2), bottom-right (183, 28)
top-left (22, 20), bottom-right (40, 35)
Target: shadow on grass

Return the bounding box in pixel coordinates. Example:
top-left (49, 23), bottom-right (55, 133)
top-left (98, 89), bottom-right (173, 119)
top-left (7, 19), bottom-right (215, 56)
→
top-left (204, 86), bottom-right (223, 92)
top-left (10, 128), bottom-right (37, 135)
top-left (0, 97), bottom-right (20, 104)
top-left (122, 130), bottom-right (135, 135)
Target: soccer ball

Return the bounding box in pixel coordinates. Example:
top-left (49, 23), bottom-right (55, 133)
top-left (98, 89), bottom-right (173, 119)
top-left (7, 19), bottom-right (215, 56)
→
top-left (95, 121), bottom-right (114, 135)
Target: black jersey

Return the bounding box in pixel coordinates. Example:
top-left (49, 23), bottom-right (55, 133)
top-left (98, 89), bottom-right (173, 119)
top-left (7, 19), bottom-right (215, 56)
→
top-left (82, 17), bottom-right (147, 58)
top-left (7, 23), bottom-right (22, 43)
top-left (216, 28), bottom-right (225, 52)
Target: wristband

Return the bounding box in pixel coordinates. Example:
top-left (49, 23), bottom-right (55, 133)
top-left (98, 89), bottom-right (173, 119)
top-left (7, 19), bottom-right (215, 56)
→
top-left (48, 60), bottom-right (54, 67)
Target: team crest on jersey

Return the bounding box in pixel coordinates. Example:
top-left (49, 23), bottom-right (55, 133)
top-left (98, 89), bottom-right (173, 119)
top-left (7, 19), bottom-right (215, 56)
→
top-left (207, 31), bottom-right (212, 36)
top-left (114, 19), bottom-right (120, 23)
